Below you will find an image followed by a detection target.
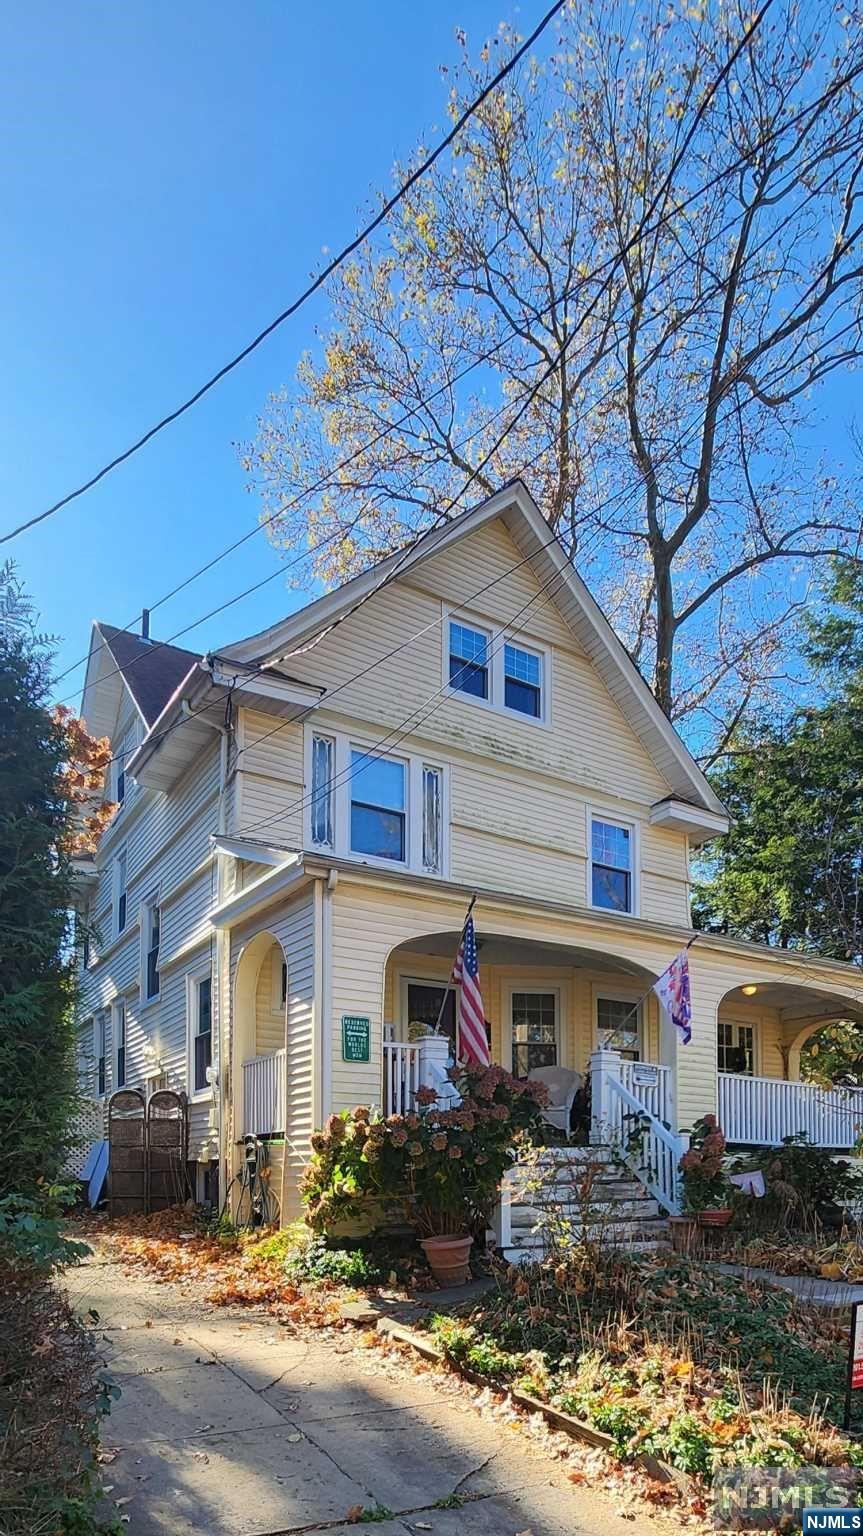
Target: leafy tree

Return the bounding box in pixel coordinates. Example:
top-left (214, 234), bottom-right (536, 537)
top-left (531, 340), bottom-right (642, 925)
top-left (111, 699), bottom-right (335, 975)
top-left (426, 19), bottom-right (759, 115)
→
top-left (693, 562), bottom-right (863, 963)
top-left (0, 565), bottom-right (111, 1196)
top-left (242, 1), bottom-right (863, 724)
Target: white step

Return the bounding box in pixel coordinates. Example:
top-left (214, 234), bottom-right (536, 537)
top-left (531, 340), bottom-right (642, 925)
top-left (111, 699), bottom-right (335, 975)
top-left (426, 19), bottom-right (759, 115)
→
top-left (511, 1197), bottom-right (661, 1226)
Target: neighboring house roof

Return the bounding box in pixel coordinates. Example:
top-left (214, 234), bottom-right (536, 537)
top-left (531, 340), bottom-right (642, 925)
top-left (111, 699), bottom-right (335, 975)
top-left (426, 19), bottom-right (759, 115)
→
top-left (220, 480), bottom-right (728, 825)
top-left (96, 624), bottom-right (201, 727)
top-left (79, 620), bottom-right (200, 743)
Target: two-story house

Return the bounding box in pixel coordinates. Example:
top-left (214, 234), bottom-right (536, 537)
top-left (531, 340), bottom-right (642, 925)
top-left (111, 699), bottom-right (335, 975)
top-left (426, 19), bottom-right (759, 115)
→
top-left (76, 482), bottom-right (863, 1220)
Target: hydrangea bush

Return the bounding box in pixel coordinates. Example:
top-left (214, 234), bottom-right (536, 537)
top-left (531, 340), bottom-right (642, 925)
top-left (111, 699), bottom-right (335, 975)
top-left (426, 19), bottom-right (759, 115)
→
top-left (303, 1062), bottom-right (548, 1238)
top-left (679, 1114), bottom-right (731, 1212)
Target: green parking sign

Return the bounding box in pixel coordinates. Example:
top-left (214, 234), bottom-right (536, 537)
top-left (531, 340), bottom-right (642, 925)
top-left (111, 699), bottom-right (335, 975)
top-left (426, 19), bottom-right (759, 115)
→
top-left (341, 1015), bottom-right (370, 1062)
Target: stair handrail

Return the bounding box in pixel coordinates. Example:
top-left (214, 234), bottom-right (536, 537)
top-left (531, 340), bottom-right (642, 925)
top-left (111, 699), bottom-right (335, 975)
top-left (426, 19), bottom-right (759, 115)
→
top-left (591, 1049), bottom-right (687, 1215)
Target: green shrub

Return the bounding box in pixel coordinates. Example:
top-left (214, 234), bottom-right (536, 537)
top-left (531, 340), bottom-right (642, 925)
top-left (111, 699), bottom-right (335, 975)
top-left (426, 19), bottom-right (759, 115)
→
top-left (0, 1191), bottom-right (116, 1535)
top-left (284, 1232), bottom-right (381, 1286)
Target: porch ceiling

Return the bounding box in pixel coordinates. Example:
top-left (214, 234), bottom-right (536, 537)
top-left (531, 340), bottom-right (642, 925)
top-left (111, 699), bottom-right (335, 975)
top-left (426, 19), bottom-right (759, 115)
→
top-left (722, 980), bottom-right (863, 1024)
top-left (392, 931), bottom-right (652, 977)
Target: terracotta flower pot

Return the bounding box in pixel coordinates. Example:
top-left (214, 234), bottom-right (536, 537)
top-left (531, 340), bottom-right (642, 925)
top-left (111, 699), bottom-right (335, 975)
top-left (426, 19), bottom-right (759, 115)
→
top-left (697, 1208), bottom-right (732, 1227)
top-left (420, 1234), bottom-right (473, 1287)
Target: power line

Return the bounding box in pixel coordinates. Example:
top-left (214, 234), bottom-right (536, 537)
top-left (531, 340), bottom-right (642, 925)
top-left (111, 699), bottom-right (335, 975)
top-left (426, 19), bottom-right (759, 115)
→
top-left (2, 0), bottom-right (569, 547)
top-left (82, 7), bottom-right (863, 762)
top-left (54, 26), bottom-right (855, 703)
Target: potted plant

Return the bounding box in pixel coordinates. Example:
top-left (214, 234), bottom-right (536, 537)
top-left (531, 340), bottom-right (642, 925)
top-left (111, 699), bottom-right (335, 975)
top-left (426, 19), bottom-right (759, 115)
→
top-left (397, 1067), bottom-right (548, 1284)
top-left (679, 1114), bottom-right (732, 1227)
top-left (301, 1069), bottom-right (548, 1288)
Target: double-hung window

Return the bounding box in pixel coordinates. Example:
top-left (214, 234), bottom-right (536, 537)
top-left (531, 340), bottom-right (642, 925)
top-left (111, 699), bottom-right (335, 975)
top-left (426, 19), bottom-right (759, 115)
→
top-left (590, 817), bottom-right (634, 914)
top-left (596, 996), bottom-right (641, 1060)
top-left (115, 726), bottom-right (136, 805)
top-left (144, 896), bottom-right (160, 1000)
top-left (449, 622), bottom-right (490, 700)
top-left (192, 974), bottom-right (213, 1093)
top-left (504, 643), bottom-right (542, 718)
top-left (95, 1010), bottom-right (108, 1096)
top-left (115, 849), bottom-right (127, 936)
top-left (113, 1000), bottom-right (126, 1088)
top-left (717, 1020), bottom-right (755, 1076)
top-left (350, 751), bottom-right (406, 862)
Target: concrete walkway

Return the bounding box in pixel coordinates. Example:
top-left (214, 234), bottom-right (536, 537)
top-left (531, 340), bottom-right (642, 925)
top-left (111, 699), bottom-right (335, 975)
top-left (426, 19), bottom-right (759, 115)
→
top-left (712, 1261), bottom-right (863, 1309)
top-left (65, 1251), bottom-right (669, 1536)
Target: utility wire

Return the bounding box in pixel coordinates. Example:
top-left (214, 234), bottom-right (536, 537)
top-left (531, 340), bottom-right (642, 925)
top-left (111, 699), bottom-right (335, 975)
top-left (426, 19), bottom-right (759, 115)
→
top-left (2, 0), bottom-right (569, 546)
top-left (54, 26), bottom-right (856, 703)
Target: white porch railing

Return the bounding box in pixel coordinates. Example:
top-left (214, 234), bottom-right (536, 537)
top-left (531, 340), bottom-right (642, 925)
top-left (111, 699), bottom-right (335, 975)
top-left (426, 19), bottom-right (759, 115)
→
top-left (382, 1036), bottom-right (454, 1116)
top-left (592, 1049), bottom-right (686, 1214)
top-left (383, 1040), bottom-right (423, 1115)
top-left (243, 1050), bottom-right (286, 1137)
top-left (719, 1072), bottom-right (863, 1149)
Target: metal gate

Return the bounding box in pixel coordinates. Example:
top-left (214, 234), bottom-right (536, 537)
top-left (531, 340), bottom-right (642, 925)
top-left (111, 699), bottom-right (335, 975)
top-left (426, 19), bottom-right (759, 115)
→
top-left (107, 1088), bottom-right (189, 1214)
top-left (107, 1089), bottom-right (147, 1217)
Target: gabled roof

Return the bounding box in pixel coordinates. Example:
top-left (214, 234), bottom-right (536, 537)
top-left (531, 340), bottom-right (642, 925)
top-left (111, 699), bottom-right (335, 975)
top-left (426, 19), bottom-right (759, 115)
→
top-left (80, 621), bottom-right (200, 741)
top-left (221, 480), bottom-right (728, 825)
top-left (97, 625), bottom-right (201, 727)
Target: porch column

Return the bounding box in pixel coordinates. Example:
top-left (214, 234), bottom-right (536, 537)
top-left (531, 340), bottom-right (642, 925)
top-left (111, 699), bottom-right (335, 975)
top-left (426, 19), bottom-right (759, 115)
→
top-left (589, 1048), bottom-right (622, 1144)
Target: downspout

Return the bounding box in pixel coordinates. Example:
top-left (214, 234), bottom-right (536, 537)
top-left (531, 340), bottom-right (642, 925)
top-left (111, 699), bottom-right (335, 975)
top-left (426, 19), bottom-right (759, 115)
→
top-left (321, 867), bottom-right (337, 1123)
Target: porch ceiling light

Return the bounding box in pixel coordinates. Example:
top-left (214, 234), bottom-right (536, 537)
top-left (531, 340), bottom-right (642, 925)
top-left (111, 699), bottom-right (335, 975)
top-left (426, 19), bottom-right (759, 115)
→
top-left (741, 984), bottom-right (758, 996)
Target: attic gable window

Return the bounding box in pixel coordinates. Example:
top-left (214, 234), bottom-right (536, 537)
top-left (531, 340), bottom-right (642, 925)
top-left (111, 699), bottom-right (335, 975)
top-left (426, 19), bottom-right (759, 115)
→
top-left (449, 622), bottom-right (489, 700)
top-left (504, 643), bottom-right (542, 718)
top-left (445, 611), bottom-right (549, 724)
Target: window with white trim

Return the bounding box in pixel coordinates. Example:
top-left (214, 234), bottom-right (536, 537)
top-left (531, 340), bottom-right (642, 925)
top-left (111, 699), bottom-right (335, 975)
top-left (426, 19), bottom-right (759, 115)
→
top-left (596, 996), bottom-right (642, 1060)
top-left (446, 615), bottom-right (547, 722)
top-left (590, 816), bottom-right (634, 913)
top-left (350, 750), bottom-right (406, 862)
top-left (113, 999), bottom-right (126, 1089)
top-left (115, 849), bottom-right (127, 936)
top-left (421, 765), bottom-right (443, 873)
top-left (717, 1019), bottom-right (755, 1076)
top-left (114, 725), bottom-right (137, 805)
top-left (188, 970), bottom-right (213, 1094)
top-left (310, 733), bottom-right (335, 848)
top-left (94, 1009), bottom-right (108, 1097)
top-left (306, 730), bottom-right (446, 875)
top-left (504, 642), bottom-right (542, 718)
top-left (511, 991), bottom-right (558, 1076)
top-left (449, 621), bottom-right (490, 700)
top-left (143, 895), bottom-right (160, 1001)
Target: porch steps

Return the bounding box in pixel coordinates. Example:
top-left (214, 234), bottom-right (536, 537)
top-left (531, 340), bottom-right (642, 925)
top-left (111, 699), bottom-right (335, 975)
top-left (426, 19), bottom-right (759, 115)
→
top-left (497, 1144), bottom-right (671, 1263)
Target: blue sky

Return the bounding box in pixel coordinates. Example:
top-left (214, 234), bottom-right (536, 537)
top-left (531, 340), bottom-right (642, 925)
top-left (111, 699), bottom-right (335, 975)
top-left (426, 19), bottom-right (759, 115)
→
top-left (0, 0), bottom-right (512, 700)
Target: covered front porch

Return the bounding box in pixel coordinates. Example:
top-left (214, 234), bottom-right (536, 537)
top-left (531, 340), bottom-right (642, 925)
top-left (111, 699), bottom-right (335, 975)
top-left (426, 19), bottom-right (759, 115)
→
top-left (716, 978), bottom-right (863, 1150)
top-left (382, 929), bottom-right (674, 1110)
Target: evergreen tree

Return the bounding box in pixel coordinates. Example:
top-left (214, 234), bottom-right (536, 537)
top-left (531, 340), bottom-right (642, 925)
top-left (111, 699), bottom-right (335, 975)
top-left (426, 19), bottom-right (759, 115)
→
top-left (0, 566), bottom-right (109, 1196)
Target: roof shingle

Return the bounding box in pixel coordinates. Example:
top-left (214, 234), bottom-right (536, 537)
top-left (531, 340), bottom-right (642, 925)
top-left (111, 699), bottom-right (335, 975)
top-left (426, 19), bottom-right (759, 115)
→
top-left (97, 624), bottom-right (200, 727)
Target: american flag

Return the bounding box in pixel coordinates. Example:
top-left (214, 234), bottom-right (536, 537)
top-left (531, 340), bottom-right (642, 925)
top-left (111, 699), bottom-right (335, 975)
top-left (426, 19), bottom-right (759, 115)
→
top-left (452, 914), bottom-right (490, 1067)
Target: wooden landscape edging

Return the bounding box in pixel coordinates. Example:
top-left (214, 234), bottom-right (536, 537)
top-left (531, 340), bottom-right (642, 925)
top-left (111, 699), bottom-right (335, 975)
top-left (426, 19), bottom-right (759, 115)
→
top-left (375, 1316), bottom-right (694, 1495)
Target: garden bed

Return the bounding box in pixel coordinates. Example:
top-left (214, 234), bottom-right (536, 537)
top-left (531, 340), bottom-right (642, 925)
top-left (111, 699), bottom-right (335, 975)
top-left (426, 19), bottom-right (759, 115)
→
top-left (407, 1249), bottom-right (863, 1494)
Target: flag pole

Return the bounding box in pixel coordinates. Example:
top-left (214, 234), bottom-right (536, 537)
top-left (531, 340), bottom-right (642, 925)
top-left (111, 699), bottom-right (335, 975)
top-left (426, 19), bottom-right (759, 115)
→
top-left (599, 933), bottom-right (699, 1052)
top-left (432, 894), bottom-right (477, 1048)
